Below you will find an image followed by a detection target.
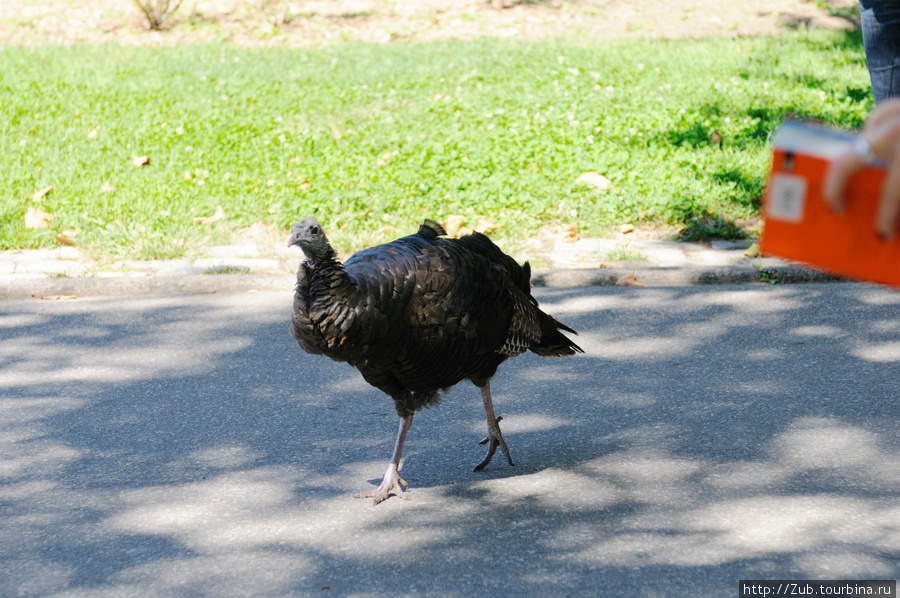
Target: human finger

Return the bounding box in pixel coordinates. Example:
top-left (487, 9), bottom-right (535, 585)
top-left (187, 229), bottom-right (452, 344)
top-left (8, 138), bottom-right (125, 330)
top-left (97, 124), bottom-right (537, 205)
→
top-left (824, 115), bottom-right (900, 214)
top-left (877, 149), bottom-right (900, 240)
top-left (866, 115), bottom-right (900, 160)
top-left (824, 150), bottom-right (863, 213)
top-left (866, 98), bottom-right (900, 131)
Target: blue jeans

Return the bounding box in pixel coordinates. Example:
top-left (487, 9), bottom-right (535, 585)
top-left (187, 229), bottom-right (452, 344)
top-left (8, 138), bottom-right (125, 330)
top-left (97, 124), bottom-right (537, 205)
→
top-left (860, 0), bottom-right (900, 103)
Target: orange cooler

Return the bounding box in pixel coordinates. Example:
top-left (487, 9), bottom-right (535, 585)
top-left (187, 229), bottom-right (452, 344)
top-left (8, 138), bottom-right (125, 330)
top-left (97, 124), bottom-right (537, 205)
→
top-left (760, 120), bottom-right (900, 287)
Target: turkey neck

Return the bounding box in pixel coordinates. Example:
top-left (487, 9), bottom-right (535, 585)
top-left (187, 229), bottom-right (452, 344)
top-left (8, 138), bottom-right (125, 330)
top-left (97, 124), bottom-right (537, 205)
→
top-left (307, 253), bottom-right (356, 300)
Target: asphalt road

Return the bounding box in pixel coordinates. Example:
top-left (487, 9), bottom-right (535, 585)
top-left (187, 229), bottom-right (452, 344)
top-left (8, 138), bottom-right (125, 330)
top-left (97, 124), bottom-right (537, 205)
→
top-left (2, 284), bottom-right (899, 597)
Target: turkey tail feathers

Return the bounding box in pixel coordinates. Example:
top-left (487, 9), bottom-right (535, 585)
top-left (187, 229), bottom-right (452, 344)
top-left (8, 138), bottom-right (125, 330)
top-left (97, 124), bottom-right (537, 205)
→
top-left (417, 219), bottom-right (447, 240)
top-left (530, 314), bottom-right (584, 357)
top-left (554, 320), bottom-right (577, 335)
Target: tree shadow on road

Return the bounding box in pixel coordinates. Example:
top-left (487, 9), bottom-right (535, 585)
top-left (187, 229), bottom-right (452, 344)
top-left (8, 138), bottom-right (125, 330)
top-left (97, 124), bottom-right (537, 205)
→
top-left (1, 284), bottom-right (898, 597)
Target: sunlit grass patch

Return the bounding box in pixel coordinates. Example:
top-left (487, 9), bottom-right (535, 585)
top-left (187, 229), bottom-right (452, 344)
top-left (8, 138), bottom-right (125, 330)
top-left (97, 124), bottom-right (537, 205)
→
top-left (1, 30), bottom-right (870, 259)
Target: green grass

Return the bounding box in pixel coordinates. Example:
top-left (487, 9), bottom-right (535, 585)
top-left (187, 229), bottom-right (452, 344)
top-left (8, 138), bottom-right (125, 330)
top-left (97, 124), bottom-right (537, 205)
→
top-left (1, 30), bottom-right (871, 259)
top-left (204, 265), bottom-right (252, 275)
top-left (604, 245), bottom-right (648, 262)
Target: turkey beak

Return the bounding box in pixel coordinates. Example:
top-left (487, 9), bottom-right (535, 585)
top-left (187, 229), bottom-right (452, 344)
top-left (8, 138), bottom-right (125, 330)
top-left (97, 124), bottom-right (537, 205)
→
top-left (287, 232), bottom-right (300, 248)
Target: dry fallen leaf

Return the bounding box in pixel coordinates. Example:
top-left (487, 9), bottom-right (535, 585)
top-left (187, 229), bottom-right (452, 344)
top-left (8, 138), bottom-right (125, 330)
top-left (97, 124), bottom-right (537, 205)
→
top-left (235, 221), bottom-right (280, 244)
top-left (560, 221), bottom-right (580, 243)
top-left (576, 172), bottom-right (612, 191)
top-left (193, 205), bottom-right (225, 225)
top-left (100, 182), bottom-right (116, 193)
top-left (236, 222), bottom-right (274, 236)
top-left (131, 155), bottom-right (150, 168)
top-left (443, 214), bottom-right (466, 238)
top-left (744, 242), bottom-right (761, 258)
top-left (475, 218), bottom-right (499, 234)
top-left (24, 206), bottom-right (54, 229)
top-left (41, 295), bottom-right (78, 301)
top-left (619, 223), bottom-right (635, 234)
top-left (56, 232), bottom-right (76, 246)
top-left (616, 272), bottom-right (646, 287)
top-left (33, 185), bottom-right (53, 202)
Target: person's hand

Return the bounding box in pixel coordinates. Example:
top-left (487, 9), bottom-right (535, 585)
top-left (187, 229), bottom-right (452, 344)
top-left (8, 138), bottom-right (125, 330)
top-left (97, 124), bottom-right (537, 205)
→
top-left (824, 98), bottom-right (900, 240)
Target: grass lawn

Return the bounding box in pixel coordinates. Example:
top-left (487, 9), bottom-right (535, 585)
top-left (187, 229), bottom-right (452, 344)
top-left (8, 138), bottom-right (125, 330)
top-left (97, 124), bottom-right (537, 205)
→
top-left (2, 29), bottom-right (871, 259)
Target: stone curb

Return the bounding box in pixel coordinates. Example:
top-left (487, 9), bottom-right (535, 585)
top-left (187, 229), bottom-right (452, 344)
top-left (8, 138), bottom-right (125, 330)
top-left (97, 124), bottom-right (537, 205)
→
top-left (0, 236), bottom-right (850, 299)
top-left (0, 264), bottom-right (845, 300)
top-left (0, 274), bottom-right (295, 300)
top-left (532, 264), bottom-right (843, 287)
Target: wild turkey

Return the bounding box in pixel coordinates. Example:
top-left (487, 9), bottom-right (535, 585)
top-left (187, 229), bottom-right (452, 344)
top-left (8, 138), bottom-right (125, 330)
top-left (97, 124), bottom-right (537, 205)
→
top-left (288, 218), bottom-right (583, 504)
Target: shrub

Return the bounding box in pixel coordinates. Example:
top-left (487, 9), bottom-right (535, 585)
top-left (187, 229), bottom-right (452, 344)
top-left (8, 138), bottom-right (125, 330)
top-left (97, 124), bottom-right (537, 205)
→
top-left (133, 0), bottom-right (183, 31)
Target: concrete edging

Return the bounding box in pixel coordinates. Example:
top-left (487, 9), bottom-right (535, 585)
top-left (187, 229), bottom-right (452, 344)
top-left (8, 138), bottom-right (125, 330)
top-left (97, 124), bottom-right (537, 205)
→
top-left (0, 265), bottom-right (846, 299)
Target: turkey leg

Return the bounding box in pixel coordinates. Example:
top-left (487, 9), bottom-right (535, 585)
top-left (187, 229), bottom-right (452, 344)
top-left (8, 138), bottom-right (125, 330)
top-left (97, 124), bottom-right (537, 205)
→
top-left (359, 413), bottom-right (413, 504)
top-left (474, 381), bottom-right (515, 471)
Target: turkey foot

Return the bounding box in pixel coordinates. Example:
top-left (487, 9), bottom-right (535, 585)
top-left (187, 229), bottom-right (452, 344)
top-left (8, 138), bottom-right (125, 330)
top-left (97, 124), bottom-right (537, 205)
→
top-left (473, 382), bottom-right (515, 471)
top-left (358, 413), bottom-right (413, 504)
top-left (358, 463), bottom-right (409, 504)
top-left (474, 416), bottom-right (514, 471)
top-left (479, 416), bottom-right (503, 445)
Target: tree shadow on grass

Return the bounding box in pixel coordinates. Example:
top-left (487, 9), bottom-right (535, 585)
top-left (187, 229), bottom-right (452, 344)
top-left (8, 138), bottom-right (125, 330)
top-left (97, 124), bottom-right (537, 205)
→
top-left (676, 214), bottom-right (751, 242)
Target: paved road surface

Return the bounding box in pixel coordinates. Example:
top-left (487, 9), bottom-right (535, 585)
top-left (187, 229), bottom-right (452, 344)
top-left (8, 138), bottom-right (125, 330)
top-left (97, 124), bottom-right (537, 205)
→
top-left (2, 284), bottom-right (898, 597)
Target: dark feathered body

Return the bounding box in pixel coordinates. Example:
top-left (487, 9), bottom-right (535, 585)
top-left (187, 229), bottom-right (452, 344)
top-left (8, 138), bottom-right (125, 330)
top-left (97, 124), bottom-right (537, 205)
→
top-left (290, 221), bottom-right (580, 418)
